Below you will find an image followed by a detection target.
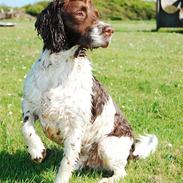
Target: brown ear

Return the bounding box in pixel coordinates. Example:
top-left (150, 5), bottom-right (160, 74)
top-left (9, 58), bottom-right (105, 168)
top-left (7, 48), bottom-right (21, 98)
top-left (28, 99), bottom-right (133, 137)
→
top-left (35, 1), bottom-right (67, 52)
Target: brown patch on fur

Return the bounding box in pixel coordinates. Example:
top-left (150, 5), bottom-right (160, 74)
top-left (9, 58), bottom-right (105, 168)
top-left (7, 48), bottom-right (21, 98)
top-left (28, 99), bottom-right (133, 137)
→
top-left (56, 130), bottom-right (61, 136)
top-left (91, 77), bottom-right (109, 123)
top-left (62, 0), bottom-right (99, 48)
top-left (108, 113), bottom-right (133, 138)
top-left (35, 0), bottom-right (66, 52)
top-left (108, 103), bottom-right (133, 138)
top-left (45, 127), bottom-right (53, 139)
top-left (44, 127), bottom-right (63, 145)
top-left (85, 142), bottom-right (103, 167)
top-left (127, 143), bottom-right (135, 161)
top-left (63, 0), bottom-right (98, 30)
top-left (35, 0), bottom-right (99, 52)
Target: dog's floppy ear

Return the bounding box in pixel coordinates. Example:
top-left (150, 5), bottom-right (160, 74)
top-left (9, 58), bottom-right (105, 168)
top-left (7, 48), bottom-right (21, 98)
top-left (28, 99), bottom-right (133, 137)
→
top-left (35, 0), bottom-right (67, 52)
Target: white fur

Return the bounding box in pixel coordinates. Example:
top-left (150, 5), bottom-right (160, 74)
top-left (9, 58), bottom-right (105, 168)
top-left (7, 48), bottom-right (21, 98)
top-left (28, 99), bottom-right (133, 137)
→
top-left (98, 136), bottom-right (133, 173)
top-left (133, 134), bottom-right (158, 159)
top-left (76, 97), bottom-right (118, 170)
top-left (179, 8), bottom-right (183, 20)
top-left (90, 21), bottom-right (113, 48)
top-left (22, 120), bottom-right (46, 162)
top-left (83, 97), bottom-right (116, 144)
top-left (22, 46), bottom-right (94, 183)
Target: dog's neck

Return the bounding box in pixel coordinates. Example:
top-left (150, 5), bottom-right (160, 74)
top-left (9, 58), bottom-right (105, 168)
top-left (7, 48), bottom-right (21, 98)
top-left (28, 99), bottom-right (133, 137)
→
top-left (42, 45), bottom-right (87, 62)
top-left (74, 47), bottom-right (87, 58)
top-left (41, 46), bottom-right (87, 65)
top-left (37, 45), bottom-right (92, 92)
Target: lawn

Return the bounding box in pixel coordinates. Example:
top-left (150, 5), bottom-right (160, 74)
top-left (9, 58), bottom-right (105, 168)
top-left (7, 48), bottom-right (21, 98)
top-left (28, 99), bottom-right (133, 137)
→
top-left (0, 19), bottom-right (183, 183)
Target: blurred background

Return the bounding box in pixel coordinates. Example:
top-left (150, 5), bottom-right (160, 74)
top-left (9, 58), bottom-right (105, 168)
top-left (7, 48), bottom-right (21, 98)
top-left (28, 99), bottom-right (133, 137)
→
top-left (0, 0), bottom-right (156, 21)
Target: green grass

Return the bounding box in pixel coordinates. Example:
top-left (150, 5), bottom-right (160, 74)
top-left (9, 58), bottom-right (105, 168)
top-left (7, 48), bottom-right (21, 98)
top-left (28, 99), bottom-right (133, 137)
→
top-left (0, 19), bottom-right (183, 183)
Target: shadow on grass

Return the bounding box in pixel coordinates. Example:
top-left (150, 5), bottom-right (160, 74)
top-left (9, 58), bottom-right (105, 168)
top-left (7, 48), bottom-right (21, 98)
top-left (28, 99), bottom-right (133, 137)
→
top-left (75, 167), bottom-right (113, 180)
top-left (0, 148), bottom-right (112, 182)
top-left (0, 148), bottom-right (63, 183)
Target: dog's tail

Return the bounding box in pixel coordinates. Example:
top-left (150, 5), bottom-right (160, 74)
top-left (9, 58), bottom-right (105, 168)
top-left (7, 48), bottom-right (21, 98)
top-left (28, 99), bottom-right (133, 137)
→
top-left (132, 134), bottom-right (158, 159)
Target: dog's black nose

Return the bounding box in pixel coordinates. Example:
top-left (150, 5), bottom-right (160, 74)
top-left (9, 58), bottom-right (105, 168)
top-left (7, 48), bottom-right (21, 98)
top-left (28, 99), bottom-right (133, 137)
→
top-left (102, 26), bottom-right (114, 37)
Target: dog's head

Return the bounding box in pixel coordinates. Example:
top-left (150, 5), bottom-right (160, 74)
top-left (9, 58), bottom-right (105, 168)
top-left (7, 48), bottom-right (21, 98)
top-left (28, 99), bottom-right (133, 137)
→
top-left (35, 0), bottom-right (114, 52)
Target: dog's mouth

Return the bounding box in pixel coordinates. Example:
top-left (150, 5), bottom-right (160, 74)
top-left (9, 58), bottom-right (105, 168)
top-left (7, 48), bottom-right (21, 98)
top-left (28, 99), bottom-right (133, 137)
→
top-left (73, 40), bottom-right (110, 57)
top-left (81, 39), bottom-right (111, 50)
top-left (101, 40), bottom-right (110, 48)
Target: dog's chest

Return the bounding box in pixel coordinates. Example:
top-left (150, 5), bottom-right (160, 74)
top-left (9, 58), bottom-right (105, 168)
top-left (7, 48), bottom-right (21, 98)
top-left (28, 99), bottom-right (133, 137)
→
top-left (30, 55), bottom-right (93, 143)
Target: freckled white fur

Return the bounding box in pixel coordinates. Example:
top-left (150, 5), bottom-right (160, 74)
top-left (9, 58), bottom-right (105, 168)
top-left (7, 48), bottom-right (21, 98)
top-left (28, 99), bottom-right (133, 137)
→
top-left (90, 21), bottom-right (112, 48)
top-left (22, 43), bottom-right (158, 183)
top-left (83, 97), bottom-right (116, 144)
top-left (76, 97), bottom-right (118, 170)
top-left (22, 45), bottom-right (95, 183)
top-left (22, 120), bottom-right (46, 162)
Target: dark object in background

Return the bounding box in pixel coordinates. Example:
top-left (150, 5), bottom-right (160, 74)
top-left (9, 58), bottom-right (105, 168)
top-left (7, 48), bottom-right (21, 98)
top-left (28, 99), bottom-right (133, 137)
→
top-left (156, 0), bottom-right (183, 31)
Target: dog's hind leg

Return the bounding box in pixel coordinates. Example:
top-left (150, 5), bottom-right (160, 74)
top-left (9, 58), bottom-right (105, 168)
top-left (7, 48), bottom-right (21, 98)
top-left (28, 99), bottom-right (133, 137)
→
top-left (98, 136), bottom-right (133, 183)
top-left (22, 99), bottom-right (46, 163)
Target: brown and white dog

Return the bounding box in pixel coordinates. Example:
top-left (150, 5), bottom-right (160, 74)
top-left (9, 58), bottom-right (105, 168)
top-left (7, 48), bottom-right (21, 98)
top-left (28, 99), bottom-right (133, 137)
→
top-left (22, 0), bottom-right (158, 182)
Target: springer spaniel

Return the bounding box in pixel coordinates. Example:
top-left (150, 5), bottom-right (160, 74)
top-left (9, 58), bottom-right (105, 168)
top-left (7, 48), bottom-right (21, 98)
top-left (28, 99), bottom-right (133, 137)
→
top-left (22, 0), bottom-right (158, 182)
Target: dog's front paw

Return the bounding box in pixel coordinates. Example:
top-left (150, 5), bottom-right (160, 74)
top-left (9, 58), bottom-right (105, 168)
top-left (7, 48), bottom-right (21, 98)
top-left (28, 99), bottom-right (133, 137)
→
top-left (33, 149), bottom-right (46, 163)
top-left (28, 146), bottom-right (46, 163)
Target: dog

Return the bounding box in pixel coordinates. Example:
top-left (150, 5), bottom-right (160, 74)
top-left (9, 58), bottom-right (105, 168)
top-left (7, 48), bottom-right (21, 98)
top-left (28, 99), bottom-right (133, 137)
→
top-left (22, 0), bottom-right (158, 182)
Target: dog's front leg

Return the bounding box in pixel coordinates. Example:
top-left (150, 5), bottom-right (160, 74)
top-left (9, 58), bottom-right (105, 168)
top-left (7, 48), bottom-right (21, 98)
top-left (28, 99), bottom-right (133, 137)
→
top-left (54, 127), bottom-right (83, 183)
top-left (22, 100), bottom-right (46, 163)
